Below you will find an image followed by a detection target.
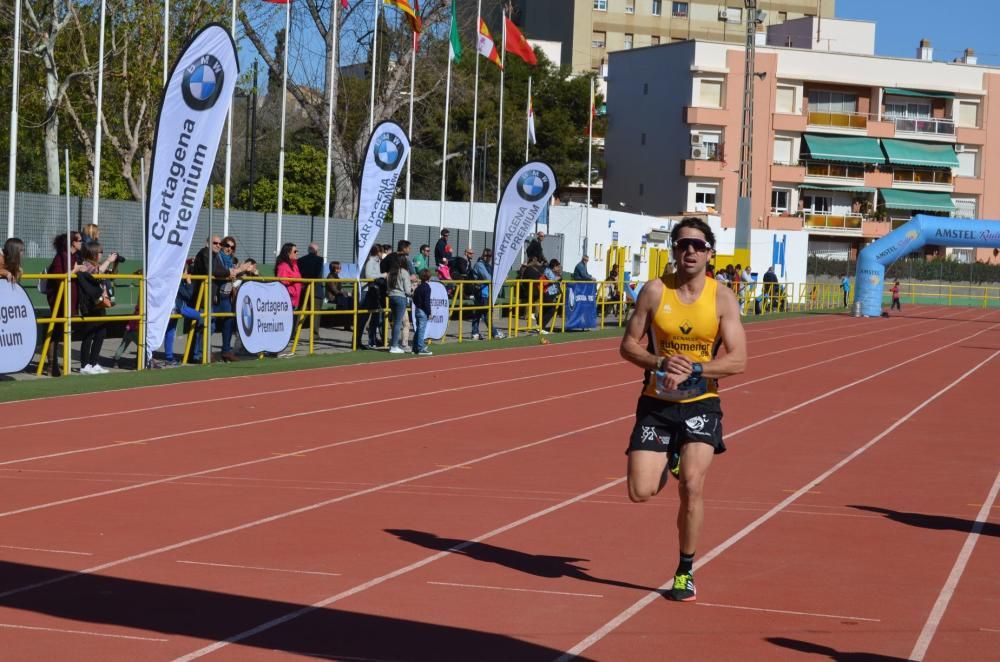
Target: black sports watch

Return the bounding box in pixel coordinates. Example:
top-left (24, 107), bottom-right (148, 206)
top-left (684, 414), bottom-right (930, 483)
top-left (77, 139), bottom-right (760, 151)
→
top-left (690, 362), bottom-right (704, 378)
top-left (656, 356), bottom-right (666, 372)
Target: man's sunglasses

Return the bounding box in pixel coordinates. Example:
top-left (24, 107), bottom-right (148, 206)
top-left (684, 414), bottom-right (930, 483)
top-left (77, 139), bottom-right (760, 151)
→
top-left (673, 238), bottom-right (712, 253)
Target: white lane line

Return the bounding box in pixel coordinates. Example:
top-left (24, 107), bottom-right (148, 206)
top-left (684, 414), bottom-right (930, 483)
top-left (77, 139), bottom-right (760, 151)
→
top-left (696, 601), bottom-right (880, 622)
top-left (0, 622), bottom-right (168, 642)
top-left (556, 348), bottom-right (1000, 662)
top-left (175, 560), bottom-right (341, 577)
top-left (0, 544), bottom-right (93, 556)
top-left (0, 360), bottom-right (624, 470)
top-left (0, 378), bottom-right (633, 522)
top-left (910, 468), bottom-right (1000, 661)
top-left (0, 415), bottom-right (634, 603)
top-left (0, 346), bottom-right (618, 431)
top-left (980, 628), bottom-right (1000, 633)
top-left (427, 581), bottom-right (603, 598)
top-left (173, 478), bottom-right (626, 661)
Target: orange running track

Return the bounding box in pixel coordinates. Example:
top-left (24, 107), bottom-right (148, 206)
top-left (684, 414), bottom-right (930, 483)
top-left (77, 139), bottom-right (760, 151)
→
top-left (0, 306), bottom-right (997, 661)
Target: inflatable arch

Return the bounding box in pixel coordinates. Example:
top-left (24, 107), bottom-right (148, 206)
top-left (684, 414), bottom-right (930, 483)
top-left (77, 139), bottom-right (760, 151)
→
top-left (854, 214), bottom-right (1000, 316)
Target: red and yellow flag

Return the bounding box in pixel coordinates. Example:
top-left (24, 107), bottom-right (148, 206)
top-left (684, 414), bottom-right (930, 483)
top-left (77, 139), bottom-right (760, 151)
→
top-left (477, 18), bottom-right (503, 69)
top-left (384, 0), bottom-right (422, 34)
top-left (504, 16), bottom-right (537, 66)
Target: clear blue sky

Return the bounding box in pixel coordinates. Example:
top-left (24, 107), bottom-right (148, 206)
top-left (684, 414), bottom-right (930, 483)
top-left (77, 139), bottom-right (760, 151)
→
top-left (836, 0), bottom-right (1000, 66)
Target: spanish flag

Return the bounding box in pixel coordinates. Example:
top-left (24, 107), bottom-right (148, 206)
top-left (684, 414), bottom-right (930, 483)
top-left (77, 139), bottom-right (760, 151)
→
top-left (384, 0), bottom-right (422, 34)
top-left (504, 16), bottom-right (537, 66)
top-left (477, 19), bottom-right (502, 69)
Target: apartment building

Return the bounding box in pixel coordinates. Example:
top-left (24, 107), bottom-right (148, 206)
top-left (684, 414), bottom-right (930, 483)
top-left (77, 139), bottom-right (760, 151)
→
top-left (604, 19), bottom-right (1000, 263)
top-left (511, 0), bottom-right (835, 76)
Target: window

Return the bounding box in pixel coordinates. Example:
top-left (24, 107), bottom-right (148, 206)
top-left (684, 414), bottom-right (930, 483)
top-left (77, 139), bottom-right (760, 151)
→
top-left (802, 195), bottom-right (832, 213)
top-left (693, 184), bottom-right (718, 211)
top-left (623, 33), bottom-right (634, 49)
top-left (698, 79), bottom-right (723, 107)
top-left (957, 100), bottom-right (979, 128)
top-left (652, 0), bottom-right (662, 16)
top-left (771, 188), bottom-right (792, 214)
top-left (592, 31), bottom-right (606, 48)
top-left (692, 131), bottom-right (722, 159)
top-left (725, 7), bottom-right (743, 23)
top-left (651, 35), bottom-right (661, 45)
top-left (624, 0), bottom-right (635, 14)
top-left (776, 86), bottom-right (795, 113)
top-left (593, 0), bottom-right (607, 10)
top-left (957, 148), bottom-right (978, 178)
top-left (953, 197), bottom-right (977, 219)
top-left (777, 11), bottom-right (787, 22)
top-left (885, 101), bottom-right (930, 118)
top-left (773, 137), bottom-right (793, 165)
top-left (810, 91), bottom-right (858, 113)
top-left (672, 2), bottom-right (688, 18)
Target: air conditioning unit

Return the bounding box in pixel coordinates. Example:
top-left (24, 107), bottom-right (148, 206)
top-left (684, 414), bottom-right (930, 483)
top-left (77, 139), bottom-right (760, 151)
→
top-left (691, 134), bottom-right (703, 146)
top-left (691, 146), bottom-right (710, 160)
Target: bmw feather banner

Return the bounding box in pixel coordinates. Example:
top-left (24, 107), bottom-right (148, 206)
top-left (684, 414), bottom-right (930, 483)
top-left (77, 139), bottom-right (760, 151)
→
top-left (357, 121), bottom-right (410, 265)
top-left (144, 25), bottom-right (238, 359)
top-left (491, 162), bottom-right (558, 304)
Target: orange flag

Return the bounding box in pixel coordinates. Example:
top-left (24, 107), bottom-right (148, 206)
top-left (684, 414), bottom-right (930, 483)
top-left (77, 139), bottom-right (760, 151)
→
top-left (504, 16), bottom-right (537, 66)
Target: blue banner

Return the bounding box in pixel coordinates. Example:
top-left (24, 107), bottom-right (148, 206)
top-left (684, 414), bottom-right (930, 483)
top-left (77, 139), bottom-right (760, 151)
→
top-left (565, 282), bottom-right (598, 330)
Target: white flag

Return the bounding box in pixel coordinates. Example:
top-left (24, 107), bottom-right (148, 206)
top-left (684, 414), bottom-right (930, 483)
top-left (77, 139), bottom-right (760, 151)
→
top-left (145, 25), bottom-right (238, 358)
top-left (357, 121), bottom-right (410, 265)
top-left (527, 94), bottom-right (537, 145)
top-left (491, 162), bottom-right (558, 305)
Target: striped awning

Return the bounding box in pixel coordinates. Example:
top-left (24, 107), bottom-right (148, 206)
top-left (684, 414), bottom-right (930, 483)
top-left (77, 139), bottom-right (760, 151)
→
top-left (880, 189), bottom-right (956, 212)
top-left (802, 134), bottom-right (885, 165)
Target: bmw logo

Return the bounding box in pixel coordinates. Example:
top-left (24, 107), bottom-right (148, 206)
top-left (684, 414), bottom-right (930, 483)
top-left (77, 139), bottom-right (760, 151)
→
top-left (182, 55), bottom-right (225, 111)
top-left (373, 133), bottom-right (405, 171)
top-left (240, 295), bottom-right (254, 337)
top-left (517, 169), bottom-right (550, 203)
top-left (567, 287), bottom-right (576, 310)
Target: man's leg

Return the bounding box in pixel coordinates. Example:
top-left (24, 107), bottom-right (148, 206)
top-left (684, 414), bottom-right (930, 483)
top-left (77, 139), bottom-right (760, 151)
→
top-left (626, 450), bottom-right (670, 503)
top-left (667, 440), bottom-right (715, 602)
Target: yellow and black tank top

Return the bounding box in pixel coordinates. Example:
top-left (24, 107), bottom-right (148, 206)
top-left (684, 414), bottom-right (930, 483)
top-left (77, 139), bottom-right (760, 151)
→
top-left (643, 275), bottom-right (721, 403)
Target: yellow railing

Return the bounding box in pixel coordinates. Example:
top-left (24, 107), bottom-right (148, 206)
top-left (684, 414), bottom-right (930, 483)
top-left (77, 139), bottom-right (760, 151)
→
top-left (808, 110), bottom-right (869, 129)
top-left (882, 281), bottom-right (1000, 308)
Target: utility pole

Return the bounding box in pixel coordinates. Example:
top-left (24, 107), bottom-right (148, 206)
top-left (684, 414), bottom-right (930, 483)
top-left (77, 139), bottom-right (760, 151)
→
top-left (735, 0), bottom-right (759, 262)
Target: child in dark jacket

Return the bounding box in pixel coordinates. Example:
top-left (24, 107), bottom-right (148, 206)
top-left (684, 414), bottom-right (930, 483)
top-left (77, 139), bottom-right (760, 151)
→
top-left (411, 269), bottom-right (433, 356)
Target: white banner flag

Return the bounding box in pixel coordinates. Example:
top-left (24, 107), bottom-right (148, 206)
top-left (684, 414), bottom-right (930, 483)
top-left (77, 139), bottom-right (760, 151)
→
top-left (144, 24), bottom-right (238, 357)
top-left (491, 162), bottom-right (558, 304)
top-left (357, 121), bottom-right (410, 265)
top-left (236, 281), bottom-right (294, 354)
top-left (412, 280), bottom-right (450, 341)
top-left (0, 281), bottom-right (37, 374)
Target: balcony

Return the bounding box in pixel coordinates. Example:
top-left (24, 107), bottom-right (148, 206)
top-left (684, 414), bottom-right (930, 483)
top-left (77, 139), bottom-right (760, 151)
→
top-left (773, 113), bottom-right (807, 132)
top-left (764, 214), bottom-right (804, 231)
top-left (862, 219), bottom-right (892, 238)
top-left (891, 167), bottom-right (953, 191)
top-left (953, 176), bottom-right (984, 195)
top-left (684, 156), bottom-right (726, 178)
top-left (803, 161), bottom-right (866, 184)
top-left (770, 163), bottom-right (805, 183)
top-left (807, 111), bottom-right (868, 132)
top-left (685, 106), bottom-right (729, 126)
top-left (803, 211), bottom-right (864, 235)
top-left (887, 115), bottom-right (956, 141)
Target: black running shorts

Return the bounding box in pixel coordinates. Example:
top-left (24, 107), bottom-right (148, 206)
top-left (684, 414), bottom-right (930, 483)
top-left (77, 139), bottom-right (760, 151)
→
top-left (626, 395), bottom-right (726, 455)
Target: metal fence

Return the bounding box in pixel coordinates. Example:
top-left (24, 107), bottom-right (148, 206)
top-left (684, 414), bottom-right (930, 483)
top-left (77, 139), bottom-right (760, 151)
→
top-left (1, 190), bottom-right (496, 266)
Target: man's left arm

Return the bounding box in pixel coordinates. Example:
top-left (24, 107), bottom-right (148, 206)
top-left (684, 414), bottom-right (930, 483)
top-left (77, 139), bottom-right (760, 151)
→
top-left (703, 285), bottom-right (747, 379)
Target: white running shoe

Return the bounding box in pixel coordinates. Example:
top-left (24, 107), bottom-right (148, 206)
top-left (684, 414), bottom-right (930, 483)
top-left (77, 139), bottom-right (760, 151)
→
top-left (470, 333), bottom-right (483, 341)
top-left (493, 331), bottom-right (506, 339)
top-left (93, 364), bottom-right (110, 374)
top-left (388, 346), bottom-right (404, 354)
top-left (539, 329), bottom-right (550, 335)
top-left (80, 364), bottom-right (96, 375)
top-left (418, 350), bottom-right (433, 356)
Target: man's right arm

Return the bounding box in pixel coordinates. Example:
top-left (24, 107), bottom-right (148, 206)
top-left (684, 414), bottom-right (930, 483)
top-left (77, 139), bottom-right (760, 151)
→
top-left (619, 280), bottom-right (661, 372)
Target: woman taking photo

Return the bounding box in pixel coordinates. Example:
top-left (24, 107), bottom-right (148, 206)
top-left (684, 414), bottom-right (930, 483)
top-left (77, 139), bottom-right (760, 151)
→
top-left (275, 243), bottom-right (303, 309)
top-left (44, 232), bottom-right (82, 376)
top-left (75, 242), bottom-right (114, 374)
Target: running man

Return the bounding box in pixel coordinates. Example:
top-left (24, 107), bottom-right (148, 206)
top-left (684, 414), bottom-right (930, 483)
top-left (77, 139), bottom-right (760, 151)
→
top-left (619, 217), bottom-right (747, 602)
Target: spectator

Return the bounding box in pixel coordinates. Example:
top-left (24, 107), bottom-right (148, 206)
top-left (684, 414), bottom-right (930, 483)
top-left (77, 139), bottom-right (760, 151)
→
top-left (165, 266), bottom-right (203, 365)
top-left (81, 223), bottom-right (100, 249)
top-left (0, 237), bottom-right (25, 282)
top-left (296, 242), bottom-right (325, 305)
top-left (436, 260), bottom-right (452, 281)
top-left (742, 265), bottom-right (752, 283)
top-left (386, 253), bottom-right (412, 354)
top-left (470, 248), bottom-right (505, 340)
top-left (841, 274), bottom-right (852, 308)
top-left (203, 235), bottom-right (251, 362)
top-left (572, 255), bottom-right (594, 281)
top-left (411, 268), bottom-right (433, 356)
top-left (276, 243), bottom-right (303, 309)
top-left (357, 245), bottom-right (385, 349)
top-left (397, 239), bottom-right (415, 274)
top-left (44, 232), bottom-right (83, 377)
top-left (715, 266), bottom-right (729, 285)
top-left (526, 231), bottom-right (546, 264)
top-left (434, 229), bottom-right (453, 266)
top-left (113, 304), bottom-right (141, 369)
top-left (325, 261), bottom-right (353, 329)
top-left (732, 264), bottom-right (745, 314)
top-left (763, 266), bottom-right (779, 312)
top-left (413, 244), bottom-right (431, 275)
top-left (75, 242), bottom-right (112, 374)
top-left (890, 279), bottom-right (901, 311)
top-left (541, 258), bottom-right (562, 333)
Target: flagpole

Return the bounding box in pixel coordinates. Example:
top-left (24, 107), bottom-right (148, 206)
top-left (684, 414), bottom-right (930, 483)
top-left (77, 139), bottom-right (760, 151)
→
top-left (322, 0), bottom-right (341, 260)
top-left (585, 77), bottom-right (594, 258)
top-left (275, 0), bottom-right (291, 256)
top-left (222, 0), bottom-right (237, 237)
top-left (90, 0), bottom-right (107, 227)
top-left (438, 48), bottom-right (453, 232)
top-left (524, 75), bottom-right (531, 162)
top-left (495, 8), bottom-right (506, 203)
top-left (7, 0), bottom-right (21, 239)
top-left (466, 0), bottom-right (482, 250)
top-left (368, 0), bottom-right (380, 135)
top-left (403, 31), bottom-right (416, 240)
top-left (163, 0), bottom-right (169, 85)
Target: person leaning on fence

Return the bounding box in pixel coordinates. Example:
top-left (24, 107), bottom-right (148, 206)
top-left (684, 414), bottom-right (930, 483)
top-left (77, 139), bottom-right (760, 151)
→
top-left (296, 242), bottom-right (325, 305)
top-left (75, 242), bottom-right (115, 375)
top-left (573, 255), bottom-right (595, 281)
top-left (763, 266), bottom-right (779, 312)
top-left (164, 262), bottom-right (203, 365)
top-left (44, 232), bottom-right (82, 377)
top-left (276, 243), bottom-right (303, 310)
top-left (540, 259), bottom-right (562, 334)
top-left (356, 245), bottom-right (386, 349)
top-left (411, 269), bottom-right (434, 357)
top-left (470, 249), bottom-right (505, 340)
top-left (385, 253), bottom-right (412, 355)
top-left (0, 237), bottom-right (24, 282)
